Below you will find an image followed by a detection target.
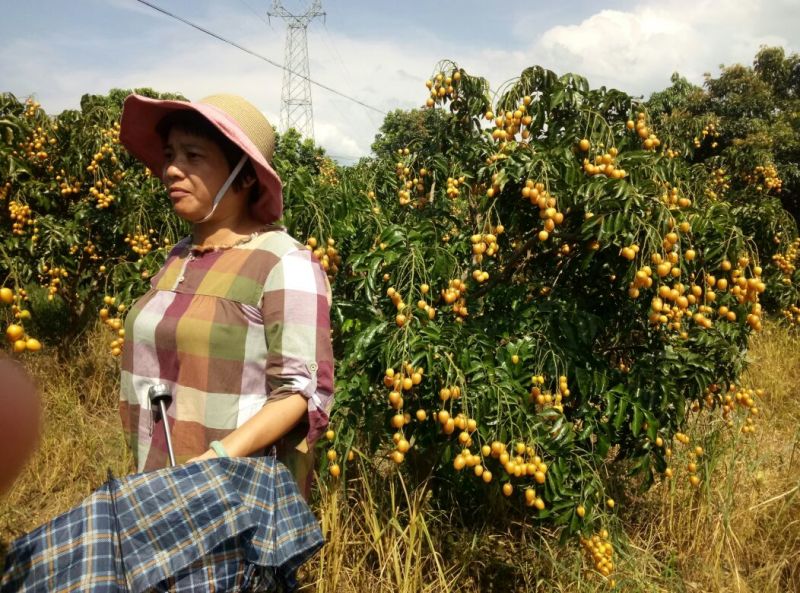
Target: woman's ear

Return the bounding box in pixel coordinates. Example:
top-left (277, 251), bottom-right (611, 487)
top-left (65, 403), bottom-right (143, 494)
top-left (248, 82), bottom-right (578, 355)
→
top-left (240, 171), bottom-right (257, 190)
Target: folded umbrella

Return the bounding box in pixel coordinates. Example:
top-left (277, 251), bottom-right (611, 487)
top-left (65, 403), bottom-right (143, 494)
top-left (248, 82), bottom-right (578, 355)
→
top-left (1, 456), bottom-right (323, 592)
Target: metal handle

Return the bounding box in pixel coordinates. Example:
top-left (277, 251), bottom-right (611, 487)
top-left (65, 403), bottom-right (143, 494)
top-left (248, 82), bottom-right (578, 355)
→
top-left (148, 384), bottom-right (176, 467)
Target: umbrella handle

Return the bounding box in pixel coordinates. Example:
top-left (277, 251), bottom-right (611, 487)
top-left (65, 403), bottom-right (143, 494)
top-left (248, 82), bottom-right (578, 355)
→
top-left (148, 384), bottom-right (176, 467)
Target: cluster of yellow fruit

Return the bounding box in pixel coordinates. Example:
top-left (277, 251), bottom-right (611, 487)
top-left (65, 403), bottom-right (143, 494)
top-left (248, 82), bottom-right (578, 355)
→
top-left (441, 278), bottom-right (469, 322)
top-left (386, 286), bottom-right (411, 327)
top-left (1, 289), bottom-right (41, 353)
top-left (471, 269), bottom-right (490, 283)
top-left (771, 237), bottom-right (798, 285)
top-left (384, 364), bottom-right (426, 464)
top-left (693, 121), bottom-right (719, 148)
top-left (661, 430), bottom-right (704, 488)
top-left (520, 180), bottom-right (564, 241)
top-left (747, 164), bottom-right (782, 193)
top-left (721, 385), bottom-right (762, 433)
top-left (424, 70), bottom-right (462, 108)
top-left (580, 529), bottom-right (616, 584)
top-left (660, 185), bottom-right (693, 209)
top-left (317, 156), bottom-right (339, 186)
top-left (485, 95), bottom-right (534, 144)
top-left (22, 99), bottom-right (40, 119)
top-left (470, 231), bottom-right (500, 264)
top-left (620, 243), bottom-right (641, 263)
top-left (99, 295), bottom-right (126, 356)
top-left (665, 147), bottom-right (682, 159)
top-left (8, 201), bottom-right (35, 236)
top-left (394, 149), bottom-right (427, 206)
top-left (16, 124), bottom-right (56, 162)
top-left (437, 384), bottom-right (462, 402)
top-left (579, 141), bottom-right (628, 179)
top-left (55, 171), bottom-right (81, 197)
top-left (86, 139), bottom-right (119, 176)
top-left (705, 167), bottom-right (730, 200)
top-left (40, 265), bottom-right (68, 301)
top-left (324, 429), bottom-right (353, 478)
top-left (445, 174), bottom-right (464, 199)
top-left (481, 441), bottom-right (551, 508)
top-left (80, 239), bottom-right (102, 262)
top-left (305, 237), bottom-right (340, 277)
top-left (782, 304), bottom-right (800, 326)
top-left (124, 228), bottom-right (157, 258)
top-left (627, 111), bottom-right (661, 150)
top-left (87, 174), bottom-right (121, 209)
top-left (4, 323), bottom-right (42, 353)
top-left (0, 181), bottom-right (11, 201)
top-left (414, 283), bottom-right (437, 321)
top-left (647, 268), bottom-right (764, 334)
top-left (530, 374), bottom-right (569, 413)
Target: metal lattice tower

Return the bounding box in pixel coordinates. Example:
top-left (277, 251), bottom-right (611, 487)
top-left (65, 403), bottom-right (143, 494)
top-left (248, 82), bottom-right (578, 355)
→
top-left (268, 1), bottom-right (324, 139)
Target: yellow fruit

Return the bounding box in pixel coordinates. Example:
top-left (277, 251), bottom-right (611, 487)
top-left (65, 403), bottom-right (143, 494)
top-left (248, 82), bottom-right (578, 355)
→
top-left (329, 463), bottom-right (341, 477)
top-left (6, 324), bottom-right (24, 342)
top-left (502, 483), bottom-right (513, 496)
top-left (606, 498), bottom-right (615, 509)
top-left (0, 287), bottom-right (13, 305)
top-left (511, 354), bottom-right (520, 364)
top-left (25, 338), bottom-right (42, 352)
top-left (327, 449), bottom-right (337, 461)
top-left (577, 505), bottom-right (586, 518)
top-left (13, 339), bottom-right (27, 353)
top-left (325, 429), bottom-right (335, 441)
top-left (579, 138), bottom-right (590, 151)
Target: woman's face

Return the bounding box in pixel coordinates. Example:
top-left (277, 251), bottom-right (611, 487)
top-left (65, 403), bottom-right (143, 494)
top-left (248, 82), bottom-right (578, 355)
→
top-left (162, 128), bottom-right (234, 223)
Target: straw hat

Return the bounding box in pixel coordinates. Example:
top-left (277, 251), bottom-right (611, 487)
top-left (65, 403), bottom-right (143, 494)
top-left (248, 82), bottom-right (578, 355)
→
top-left (119, 93), bottom-right (283, 224)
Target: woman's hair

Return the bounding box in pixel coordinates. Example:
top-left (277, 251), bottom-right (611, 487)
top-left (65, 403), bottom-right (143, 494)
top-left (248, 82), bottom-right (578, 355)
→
top-left (155, 110), bottom-right (259, 203)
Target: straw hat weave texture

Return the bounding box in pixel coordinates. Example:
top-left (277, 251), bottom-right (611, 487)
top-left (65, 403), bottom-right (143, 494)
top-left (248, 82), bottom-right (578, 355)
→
top-left (200, 94), bottom-right (276, 164)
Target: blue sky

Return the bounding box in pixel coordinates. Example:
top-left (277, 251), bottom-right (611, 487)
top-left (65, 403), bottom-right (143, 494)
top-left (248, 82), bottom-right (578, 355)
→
top-left (2, 0), bottom-right (798, 160)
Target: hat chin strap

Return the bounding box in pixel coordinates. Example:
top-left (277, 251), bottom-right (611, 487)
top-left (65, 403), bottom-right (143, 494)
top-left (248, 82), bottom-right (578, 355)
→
top-left (195, 154), bottom-right (249, 224)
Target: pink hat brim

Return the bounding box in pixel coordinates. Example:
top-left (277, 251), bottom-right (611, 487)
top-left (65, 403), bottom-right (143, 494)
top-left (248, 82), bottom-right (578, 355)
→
top-left (119, 94), bottom-right (283, 224)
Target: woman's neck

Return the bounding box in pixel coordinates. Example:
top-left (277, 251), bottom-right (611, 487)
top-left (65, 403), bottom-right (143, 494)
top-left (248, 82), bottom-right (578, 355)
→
top-left (190, 212), bottom-right (265, 249)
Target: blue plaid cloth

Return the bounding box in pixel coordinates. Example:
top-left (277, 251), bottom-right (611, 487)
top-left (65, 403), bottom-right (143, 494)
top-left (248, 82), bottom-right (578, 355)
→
top-left (1, 457), bottom-right (323, 592)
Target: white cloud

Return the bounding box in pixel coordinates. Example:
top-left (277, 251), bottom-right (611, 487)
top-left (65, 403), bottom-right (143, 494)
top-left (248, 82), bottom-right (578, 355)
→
top-left (314, 121), bottom-right (364, 160)
top-left (531, 0), bottom-right (798, 94)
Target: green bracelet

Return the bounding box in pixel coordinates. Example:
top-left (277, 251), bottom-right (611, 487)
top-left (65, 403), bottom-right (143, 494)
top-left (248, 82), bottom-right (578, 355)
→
top-left (209, 440), bottom-right (229, 458)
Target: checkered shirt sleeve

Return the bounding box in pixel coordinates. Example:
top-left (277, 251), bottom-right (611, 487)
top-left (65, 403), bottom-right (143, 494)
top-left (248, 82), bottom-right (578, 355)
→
top-left (261, 246), bottom-right (334, 447)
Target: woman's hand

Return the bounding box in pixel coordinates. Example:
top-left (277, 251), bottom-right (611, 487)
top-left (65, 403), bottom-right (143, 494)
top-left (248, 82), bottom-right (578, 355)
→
top-left (187, 449), bottom-right (218, 463)
top-left (185, 393), bottom-right (307, 464)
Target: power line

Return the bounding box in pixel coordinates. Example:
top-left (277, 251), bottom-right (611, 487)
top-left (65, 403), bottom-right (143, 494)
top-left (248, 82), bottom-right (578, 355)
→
top-left (133, 0), bottom-right (387, 116)
top-left (235, 0), bottom-right (270, 26)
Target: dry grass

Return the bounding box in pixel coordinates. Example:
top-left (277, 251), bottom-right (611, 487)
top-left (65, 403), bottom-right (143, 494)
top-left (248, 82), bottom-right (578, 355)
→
top-left (0, 322), bottom-right (797, 592)
top-left (0, 323), bottom-right (132, 545)
top-left (628, 322), bottom-right (800, 593)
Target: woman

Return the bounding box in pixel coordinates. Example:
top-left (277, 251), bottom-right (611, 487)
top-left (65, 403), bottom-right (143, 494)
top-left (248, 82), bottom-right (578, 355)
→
top-left (117, 94), bottom-right (334, 497)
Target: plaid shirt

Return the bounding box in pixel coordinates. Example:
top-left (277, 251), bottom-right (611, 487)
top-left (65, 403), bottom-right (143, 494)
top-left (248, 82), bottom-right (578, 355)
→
top-left (1, 457), bottom-right (323, 592)
top-left (120, 228), bottom-right (334, 490)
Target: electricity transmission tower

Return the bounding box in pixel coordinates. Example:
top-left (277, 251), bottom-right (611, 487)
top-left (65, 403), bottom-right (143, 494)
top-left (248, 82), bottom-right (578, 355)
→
top-left (268, 1), bottom-right (324, 139)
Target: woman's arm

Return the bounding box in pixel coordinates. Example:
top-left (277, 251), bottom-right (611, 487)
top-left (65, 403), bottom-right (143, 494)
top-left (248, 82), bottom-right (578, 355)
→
top-left (189, 392), bottom-right (307, 461)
